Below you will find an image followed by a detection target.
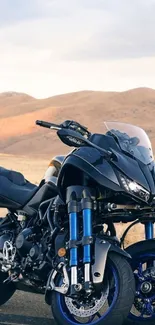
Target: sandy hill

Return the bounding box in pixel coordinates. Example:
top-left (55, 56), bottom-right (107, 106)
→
top-left (0, 87), bottom-right (155, 158)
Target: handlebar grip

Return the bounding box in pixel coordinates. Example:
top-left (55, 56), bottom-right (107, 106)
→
top-left (36, 120), bottom-right (52, 128)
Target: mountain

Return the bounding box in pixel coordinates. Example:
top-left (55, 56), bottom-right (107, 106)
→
top-left (0, 87), bottom-right (155, 158)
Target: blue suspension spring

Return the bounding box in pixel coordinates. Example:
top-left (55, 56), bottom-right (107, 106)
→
top-left (83, 208), bottom-right (92, 263)
top-left (145, 222), bottom-right (154, 240)
top-left (69, 212), bottom-right (78, 267)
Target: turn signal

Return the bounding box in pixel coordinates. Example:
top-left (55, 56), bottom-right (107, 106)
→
top-left (58, 248), bottom-right (66, 257)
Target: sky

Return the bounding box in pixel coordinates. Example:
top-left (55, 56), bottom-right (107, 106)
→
top-left (0, 0), bottom-right (155, 98)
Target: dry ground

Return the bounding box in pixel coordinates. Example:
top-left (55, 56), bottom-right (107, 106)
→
top-left (1, 88), bottom-right (155, 157)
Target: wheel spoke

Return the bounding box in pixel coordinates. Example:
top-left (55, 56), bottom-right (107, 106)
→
top-left (146, 301), bottom-right (154, 315)
top-left (134, 272), bottom-right (142, 282)
top-left (138, 263), bottom-right (143, 276)
top-left (137, 301), bottom-right (153, 318)
top-left (88, 315), bottom-right (95, 322)
top-left (139, 309), bottom-right (145, 318)
top-left (96, 312), bottom-right (101, 318)
top-left (150, 295), bottom-right (155, 302)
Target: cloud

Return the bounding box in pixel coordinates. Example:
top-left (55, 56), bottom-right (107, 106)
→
top-left (0, 0), bottom-right (155, 97)
top-left (62, 0), bottom-right (155, 60)
top-left (0, 0), bottom-right (76, 28)
top-left (1, 0), bottom-right (155, 60)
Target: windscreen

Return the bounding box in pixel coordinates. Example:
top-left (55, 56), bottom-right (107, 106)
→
top-left (104, 122), bottom-right (154, 165)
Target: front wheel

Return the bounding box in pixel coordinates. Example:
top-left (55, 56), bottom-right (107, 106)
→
top-left (51, 253), bottom-right (135, 325)
top-left (124, 240), bottom-right (155, 325)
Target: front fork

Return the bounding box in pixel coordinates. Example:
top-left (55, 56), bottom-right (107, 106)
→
top-left (145, 222), bottom-right (154, 240)
top-left (69, 211), bottom-right (78, 289)
top-left (144, 222), bottom-right (154, 268)
top-left (83, 207), bottom-right (92, 293)
top-left (68, 190), bottom-right (92, 295)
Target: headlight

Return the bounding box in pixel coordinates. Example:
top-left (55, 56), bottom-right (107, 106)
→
top-left (120, 174), bottom-right (150, 202)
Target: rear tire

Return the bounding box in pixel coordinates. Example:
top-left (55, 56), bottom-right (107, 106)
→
top-left (0, 271), bottom-right (16, 306)
top-left (124, 240), bottom-right (155, 325)
top-left (51, 253), bottom-right (135, 325)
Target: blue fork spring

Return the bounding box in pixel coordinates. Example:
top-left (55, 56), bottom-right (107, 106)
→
top-left (69, 212), bottom-right (78, 266)
top-left (145, 222), bottom-right (154, 240)
top-left (83, 208), bottom-right (92, 263)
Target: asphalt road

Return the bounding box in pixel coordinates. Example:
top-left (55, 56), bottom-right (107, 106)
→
top-left (0, 290), bottom-right (136, 325)
top-left (0, 291), bottom-right (56, 325)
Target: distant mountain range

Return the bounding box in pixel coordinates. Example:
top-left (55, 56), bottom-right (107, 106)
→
top-left (0, 87), bottom-right (155, 157)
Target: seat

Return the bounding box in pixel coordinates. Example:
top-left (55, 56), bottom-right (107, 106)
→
top-left (0, 167), bottom-right (38, 209)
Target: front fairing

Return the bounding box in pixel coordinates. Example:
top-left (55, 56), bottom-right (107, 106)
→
top-left (74, 146), bottom-right (155, 194)
top-left (58, 145), bottom-right (155, 202)
top-left (110, 149), bottom-right (151, 192)
top-left (88, 133), bottom-right (154, 193)
top-left (58, 146), bottom-right (122, 194)
top-left (141, 161), bottom-right (155, 196)
top-left (74, 147), bottom-right (119, 186)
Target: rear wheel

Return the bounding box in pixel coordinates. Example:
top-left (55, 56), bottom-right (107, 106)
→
top-left (51, 253), bottom-right (135, 325)
top-left (124, 240), bottom-right (155, 325)
top-left (0, 271), bottom-right (16, 306)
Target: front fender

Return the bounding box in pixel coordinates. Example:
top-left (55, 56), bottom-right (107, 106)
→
top-left (109, 244), bottom-right (131, 259)
top-left (92, 238), bottom-right (131, 285)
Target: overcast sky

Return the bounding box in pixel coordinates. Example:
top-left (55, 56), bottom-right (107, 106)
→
top-left (0, 0), bottom-right (155, 98)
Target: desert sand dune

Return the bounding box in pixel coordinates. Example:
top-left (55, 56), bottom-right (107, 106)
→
top-left (0, 88), bottom-right (155, 157)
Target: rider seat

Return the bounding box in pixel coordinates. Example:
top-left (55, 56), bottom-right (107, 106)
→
top-left (0, 167), bottom-right (38, 209)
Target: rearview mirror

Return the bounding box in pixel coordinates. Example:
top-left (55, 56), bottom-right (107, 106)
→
top-left (57, 129), bottom-right (89, 147)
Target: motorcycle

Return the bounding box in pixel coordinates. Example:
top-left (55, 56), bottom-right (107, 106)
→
top-left (121, 184), bottom-right (155, 322)
top-left (0, 119), bottom-right (138, 325)
top-left (124, 239), bottom-right (155, 325)
top-left (100, 123), bottom-right (155, 325)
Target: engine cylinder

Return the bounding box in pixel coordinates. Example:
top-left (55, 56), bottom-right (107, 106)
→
top-left (16, 228), bottom-right (33, 257)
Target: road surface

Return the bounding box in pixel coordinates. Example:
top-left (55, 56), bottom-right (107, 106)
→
top-left (0, 291), bottom-right (55, 325)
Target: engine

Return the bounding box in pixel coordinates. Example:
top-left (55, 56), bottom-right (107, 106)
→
top-left (0, 196), bottom-right (66, 290)
top-left (0, 231), bottom-right (15, 272)
top-left (0, 226), bottom-right (53, 285)
top-left (16, 227), bottom-right (52, 279)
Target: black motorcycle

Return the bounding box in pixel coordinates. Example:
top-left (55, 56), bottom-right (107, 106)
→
top-left (121, 190), bottom-right (155, 321)
top-left (0, 120), bottom-right (138, 325)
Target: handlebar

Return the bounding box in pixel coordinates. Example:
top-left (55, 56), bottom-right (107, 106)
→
top-left (35, 119), bottom-right (112, 158)
top-left (36, 120), bottom-right (61, 130)
top-left (36, 119), bottom-right (90, 136)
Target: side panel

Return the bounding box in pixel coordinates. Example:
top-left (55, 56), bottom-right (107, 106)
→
top-left (23, 183), bottom-right (58, 217)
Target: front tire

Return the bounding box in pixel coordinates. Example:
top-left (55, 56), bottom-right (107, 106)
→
top-left (0, 271), bottom-right (16, 306)
top-left (124, 240), bottom-right (155, 325)
top-left (51, 253), bottom-right (135, 325)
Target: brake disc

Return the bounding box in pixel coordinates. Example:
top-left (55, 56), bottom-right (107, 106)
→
top-left (65, 285), bottom-right (109, 317)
